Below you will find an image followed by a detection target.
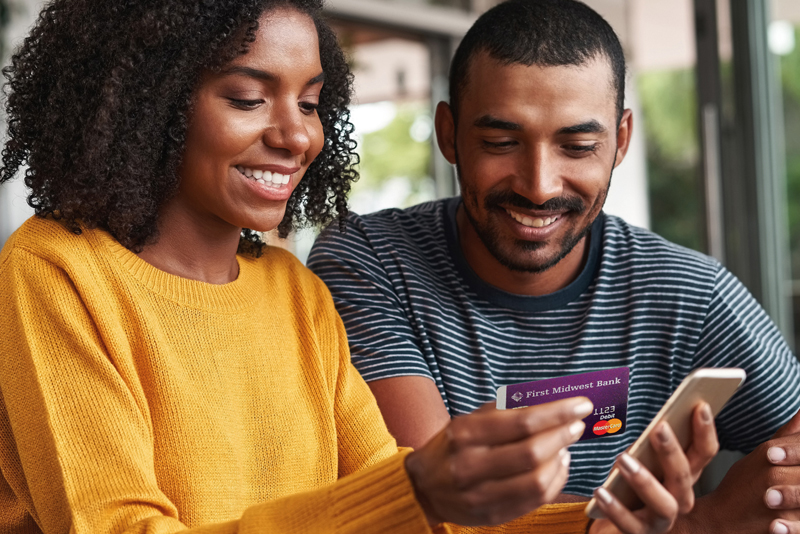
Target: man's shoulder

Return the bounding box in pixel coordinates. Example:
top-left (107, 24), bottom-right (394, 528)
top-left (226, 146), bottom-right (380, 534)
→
top-left (312, 198), bottom-right (454, 257)
top-left (349, 198), bottom-right (451, 235)
top-left (601, 214), bottom-right (719, 272)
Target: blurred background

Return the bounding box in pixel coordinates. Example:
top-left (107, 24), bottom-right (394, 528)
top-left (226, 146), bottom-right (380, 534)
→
top-left (0, 0), bottom-right (797, 495)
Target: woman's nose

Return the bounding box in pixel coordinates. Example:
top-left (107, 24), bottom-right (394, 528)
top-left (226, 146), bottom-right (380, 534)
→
top-left (262, 102), bottom-right (313, 155)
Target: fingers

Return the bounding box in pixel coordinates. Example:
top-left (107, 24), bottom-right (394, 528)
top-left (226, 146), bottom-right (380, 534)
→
top-left (765, 486), bottom-right (800, 510)
top-left (767, 443), bottom-right (800, 466)
top-left (649, 422), bottom-right (695, 513)
top-left (447, 397), bottom-right (593, 448)
top-left (592, 454), bottom-right (677, 534)
top-left (449, 420), bottom-right (584, 488)
top-left (685, 402), bottom-right (719, 476)
top-left (459, 449), bottom-right (572, 525)
top-left (406, 397), bottom-right (593, 527)
top-left (771, 520), bottom-right (800, 534)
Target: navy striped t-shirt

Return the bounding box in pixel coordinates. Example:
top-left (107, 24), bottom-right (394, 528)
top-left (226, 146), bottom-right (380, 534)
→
top-left (308, 197), bottom-right (800, 496)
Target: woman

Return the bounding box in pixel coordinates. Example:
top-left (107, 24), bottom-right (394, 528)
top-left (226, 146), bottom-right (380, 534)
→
top-left (0, 0), bottom-right (715, 532)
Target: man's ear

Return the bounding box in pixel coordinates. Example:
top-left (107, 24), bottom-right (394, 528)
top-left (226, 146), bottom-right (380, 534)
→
top-left (613, 108), bottom-right (633, 168)
top-left (434, 101), bottom-right (457, 165)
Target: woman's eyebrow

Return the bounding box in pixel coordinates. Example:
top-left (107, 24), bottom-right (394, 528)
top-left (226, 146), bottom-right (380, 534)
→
top-left (222, 66), bottom-right (325, 87)
top-left (223, 66), bottom-right (276, 81)
top-left (307, 72), bottom-right (326, 86)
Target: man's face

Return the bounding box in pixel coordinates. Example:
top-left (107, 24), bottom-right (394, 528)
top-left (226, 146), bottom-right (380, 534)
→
top-left (436, 53), bottom-right (631, 276)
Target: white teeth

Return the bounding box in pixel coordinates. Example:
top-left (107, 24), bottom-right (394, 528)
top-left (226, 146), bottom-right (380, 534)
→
top-left (237, 167), bottom-right (292, 187)
top-left (506, 209), bottom-right (559, 228)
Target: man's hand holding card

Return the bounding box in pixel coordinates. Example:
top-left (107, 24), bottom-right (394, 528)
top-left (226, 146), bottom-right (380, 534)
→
top-left (496, 368), bottom-right (721, 534)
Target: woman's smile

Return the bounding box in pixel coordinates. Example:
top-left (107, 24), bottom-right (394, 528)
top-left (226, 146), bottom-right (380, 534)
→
top-left (234, 164), bottom-right (298, 201)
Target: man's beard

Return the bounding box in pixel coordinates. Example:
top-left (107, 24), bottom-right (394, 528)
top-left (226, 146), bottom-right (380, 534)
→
top-left (456, 160), bottom-right (611, 274)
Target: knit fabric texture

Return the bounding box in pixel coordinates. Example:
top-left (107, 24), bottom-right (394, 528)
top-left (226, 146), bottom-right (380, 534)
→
top-left (0, 216), bottom-right (588, 534)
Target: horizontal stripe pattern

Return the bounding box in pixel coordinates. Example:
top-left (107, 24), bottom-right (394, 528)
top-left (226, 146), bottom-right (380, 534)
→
top-left (308, 198), bottom-right (800, 496)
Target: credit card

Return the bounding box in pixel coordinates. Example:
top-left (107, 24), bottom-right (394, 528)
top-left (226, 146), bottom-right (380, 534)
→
top-left (496, 367), bottom-right (629, 442)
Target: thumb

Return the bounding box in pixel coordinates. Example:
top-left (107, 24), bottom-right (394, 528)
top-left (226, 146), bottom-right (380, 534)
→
top-left (773, 407), bottom-right (800, 438)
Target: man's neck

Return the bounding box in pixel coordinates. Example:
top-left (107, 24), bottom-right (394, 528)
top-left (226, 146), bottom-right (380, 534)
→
top-left (456, 204), bottom-right (589, 297)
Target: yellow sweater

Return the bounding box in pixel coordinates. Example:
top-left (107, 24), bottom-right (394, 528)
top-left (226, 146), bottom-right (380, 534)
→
top-left (0, 217), bottom-right (589, 534)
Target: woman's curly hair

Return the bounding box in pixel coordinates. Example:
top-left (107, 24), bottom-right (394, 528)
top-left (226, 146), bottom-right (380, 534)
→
top-left (0, 0), bottom-right (358, 256)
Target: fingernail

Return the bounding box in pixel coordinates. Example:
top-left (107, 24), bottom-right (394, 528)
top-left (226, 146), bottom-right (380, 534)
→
top-left (569, 420), bottom-right (585, 437)
top-left (701, 403), bottom-right (713, 424)
top-left (596, 487), bottom-right (614, 505)
top-left (561, 449), bottom-right (571, 467)
top-left (619, 453), bottom-right (641, 474)
top-left (656, 422), bottom-right (670, 444)
top-left (766, 489), bottom-right (783, 508)
top-left (773, 521), bottom-right (789, 534)
top-left (573, 400), bottom-right (593, 416)
top-left (768, 447), bottom-right (787, 463)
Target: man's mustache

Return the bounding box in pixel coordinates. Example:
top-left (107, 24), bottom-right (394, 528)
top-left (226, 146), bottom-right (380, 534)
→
top-left (483, 191), bottom-right (586, 213)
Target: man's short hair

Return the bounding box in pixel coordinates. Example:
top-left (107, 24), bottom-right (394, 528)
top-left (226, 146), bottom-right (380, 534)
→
top-left (449, 0), bottom-right (626, 125)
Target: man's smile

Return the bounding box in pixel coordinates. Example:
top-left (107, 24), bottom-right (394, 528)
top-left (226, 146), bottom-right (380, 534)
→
top-left (505, 208), bottom-right (561, 228)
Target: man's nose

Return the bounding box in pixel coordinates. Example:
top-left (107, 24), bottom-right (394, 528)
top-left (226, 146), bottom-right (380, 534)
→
top-left (519, 146), bottom-right (563, 206)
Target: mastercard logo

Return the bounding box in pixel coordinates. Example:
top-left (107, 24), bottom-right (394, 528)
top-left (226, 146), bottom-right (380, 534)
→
top-left (593, 418), bottom-right (623, 435)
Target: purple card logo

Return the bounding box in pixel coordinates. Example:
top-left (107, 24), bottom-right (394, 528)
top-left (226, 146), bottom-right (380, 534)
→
top-left (496, 367), bottom-right (630, 442)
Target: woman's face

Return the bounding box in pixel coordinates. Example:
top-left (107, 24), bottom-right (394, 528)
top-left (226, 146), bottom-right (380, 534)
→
top-left (174, 7), bottom-right (325, 235)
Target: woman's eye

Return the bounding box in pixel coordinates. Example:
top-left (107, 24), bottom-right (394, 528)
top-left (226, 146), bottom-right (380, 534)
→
top-left (228, 98), bottom-right (263, 110)
top-left (299, 101), bottom-right (319, 115)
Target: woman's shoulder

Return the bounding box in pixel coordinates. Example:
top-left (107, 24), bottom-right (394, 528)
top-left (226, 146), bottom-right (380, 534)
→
top-left (0, 216), bottom-right (96, 268)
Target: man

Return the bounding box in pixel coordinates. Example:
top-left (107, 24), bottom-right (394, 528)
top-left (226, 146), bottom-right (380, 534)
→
top-left (308, 0), bottom-right (800, 532)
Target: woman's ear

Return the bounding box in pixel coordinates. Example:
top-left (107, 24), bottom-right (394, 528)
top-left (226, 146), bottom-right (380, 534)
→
top-left (434, 101), bottom-right (457, 165)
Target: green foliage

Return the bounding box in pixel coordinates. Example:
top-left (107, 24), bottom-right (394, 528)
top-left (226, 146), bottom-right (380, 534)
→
top-left (0, 0), bottom-right (10, 62)
top-left (780, 28), bottom-right (800, 279)
top-left (638, 69), bottom-right (703, 252)
top-left (353, 101), bottom-right (434, 207)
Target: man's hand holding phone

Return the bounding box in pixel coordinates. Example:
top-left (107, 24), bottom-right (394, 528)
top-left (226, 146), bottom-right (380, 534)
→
top-left (589, 402), bottom-right (719, 534)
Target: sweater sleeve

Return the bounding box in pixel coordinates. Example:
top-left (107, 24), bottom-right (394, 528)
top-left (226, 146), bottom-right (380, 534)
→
top-left (0, 246), bottom-right (433, 534)
top-left (446, 503), bottom-right (590, 534)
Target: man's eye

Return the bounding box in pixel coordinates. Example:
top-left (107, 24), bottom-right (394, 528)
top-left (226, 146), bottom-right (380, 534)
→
top-left (482, 140), bottom-right (516, 149)
top-left (228, 98), bottom-right (263, 110)
top-left (565, 144), bottom-right (599, 154)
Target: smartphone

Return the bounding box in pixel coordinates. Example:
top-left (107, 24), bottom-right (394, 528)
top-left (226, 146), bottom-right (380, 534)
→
top-left (584, 367), bottom-right (746, 520)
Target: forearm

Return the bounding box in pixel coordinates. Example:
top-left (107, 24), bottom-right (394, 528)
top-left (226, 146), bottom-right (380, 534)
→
top-left (669, 494), bottom-right (718, 534)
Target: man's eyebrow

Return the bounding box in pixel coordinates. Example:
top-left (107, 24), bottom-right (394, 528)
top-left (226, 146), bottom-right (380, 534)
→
top-left (473, 115), bottom-right (522, 131)
top-left (557, 120), bottom-right (606, 135)
top-left (223, 66), bottom-right (326, 86)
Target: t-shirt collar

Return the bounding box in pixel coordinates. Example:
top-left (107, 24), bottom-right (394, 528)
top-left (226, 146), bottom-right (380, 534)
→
top-left (443, 197), bottom-right (604, 312)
